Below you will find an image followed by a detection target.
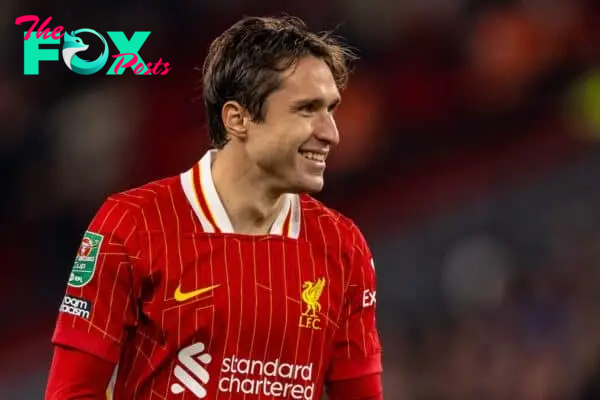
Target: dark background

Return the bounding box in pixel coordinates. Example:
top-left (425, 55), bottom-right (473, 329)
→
top-left (2, 0), bottom-right (600, 398)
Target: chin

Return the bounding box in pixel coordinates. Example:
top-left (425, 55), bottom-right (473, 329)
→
top-left (297, 176), bottom-right (324, 194)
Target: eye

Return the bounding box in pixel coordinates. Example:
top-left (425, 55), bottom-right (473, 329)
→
top-left (328, 100), bottom-right (341, 114)
top-left (299, 103), bottom-right (319, 114)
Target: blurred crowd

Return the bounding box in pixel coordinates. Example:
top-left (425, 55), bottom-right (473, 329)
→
top-left (2, 0), bottom-right (600, 398)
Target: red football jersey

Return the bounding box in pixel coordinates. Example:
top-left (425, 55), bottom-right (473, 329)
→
top-left (52, 150), bottom-right (381, 400)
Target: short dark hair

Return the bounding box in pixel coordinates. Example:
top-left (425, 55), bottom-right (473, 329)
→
top-left (202, 15), bottom-right (357, 149)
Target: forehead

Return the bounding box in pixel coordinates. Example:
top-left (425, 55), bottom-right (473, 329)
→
top-left (274, 56), bottom-right (340, 101)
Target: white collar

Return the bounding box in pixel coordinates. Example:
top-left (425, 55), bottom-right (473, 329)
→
top-left (180, 150), bottom-right (301, 238)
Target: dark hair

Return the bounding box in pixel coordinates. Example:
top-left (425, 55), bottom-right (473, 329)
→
top-left (202, 15), bottom-right (357, 149)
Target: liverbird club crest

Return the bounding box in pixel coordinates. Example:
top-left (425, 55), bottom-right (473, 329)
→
top-left (299, 277), bottom-right (325, 330)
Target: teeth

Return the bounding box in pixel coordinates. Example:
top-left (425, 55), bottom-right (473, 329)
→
top-left (300, 151), bottom-right (325, 162)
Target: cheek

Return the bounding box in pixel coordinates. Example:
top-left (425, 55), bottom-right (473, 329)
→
top-left (247, 130), bottom-right (287, 167)
top-left (261, 121), bottom-right (306, 153)
top-left (247, 115), bottom-right (311, 168)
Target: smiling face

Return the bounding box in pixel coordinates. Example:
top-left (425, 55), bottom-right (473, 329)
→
top-left (242, 56), bottom-right (341, 194)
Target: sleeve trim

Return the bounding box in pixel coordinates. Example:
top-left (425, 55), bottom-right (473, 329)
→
top-left (327, 352), bottom-right (382, 381)
top-left (52, 325), bottom-right (122, 364)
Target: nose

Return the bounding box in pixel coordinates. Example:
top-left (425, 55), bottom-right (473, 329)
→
top-left (314, 113), bottom-right (340, 147)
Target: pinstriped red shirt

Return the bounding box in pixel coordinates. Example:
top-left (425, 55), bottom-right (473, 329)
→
top-left (52, 150), bottom-right (381, 400)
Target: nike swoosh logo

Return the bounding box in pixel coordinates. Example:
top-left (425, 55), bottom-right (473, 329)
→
top-left (174, 284), bottom-right (220, 302)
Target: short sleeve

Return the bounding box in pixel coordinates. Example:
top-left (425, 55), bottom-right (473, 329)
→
top-left (52, 198), bottom-right (141, 363)
top-left (326, 225), bottom-right (382, 382)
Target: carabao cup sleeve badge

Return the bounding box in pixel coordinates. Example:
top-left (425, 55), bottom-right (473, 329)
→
top-left (68, 231), bottom-right (104, 287)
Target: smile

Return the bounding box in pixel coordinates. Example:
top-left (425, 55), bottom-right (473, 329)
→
top-left (299, 151), bottom-right (326, 162)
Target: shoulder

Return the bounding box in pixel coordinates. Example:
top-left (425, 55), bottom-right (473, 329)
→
top-left (300, 195), bottom-right (374, 284)
top-left (99, 175), bottom-right (183, 228)
top-left (300, 194), bottom-right (368, 250)
top-left (110, 175), bottom-right (180, 208)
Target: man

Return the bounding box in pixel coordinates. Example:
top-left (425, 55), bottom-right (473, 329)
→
top-left (46, 15), bottom-right (382, 399)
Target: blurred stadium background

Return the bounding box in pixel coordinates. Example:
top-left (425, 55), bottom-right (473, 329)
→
top-left (2, 0), bottom-right (600, 398)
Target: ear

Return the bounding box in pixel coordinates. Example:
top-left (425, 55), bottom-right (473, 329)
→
top-left (222, 101), bottom-right (250, 140)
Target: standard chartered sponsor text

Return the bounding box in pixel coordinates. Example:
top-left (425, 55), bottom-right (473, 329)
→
top-left (219, 355), bottom-right (314, 399)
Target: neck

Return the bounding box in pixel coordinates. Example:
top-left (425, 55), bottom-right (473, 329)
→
top-left (211, 148), bottom-right (286, 235)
